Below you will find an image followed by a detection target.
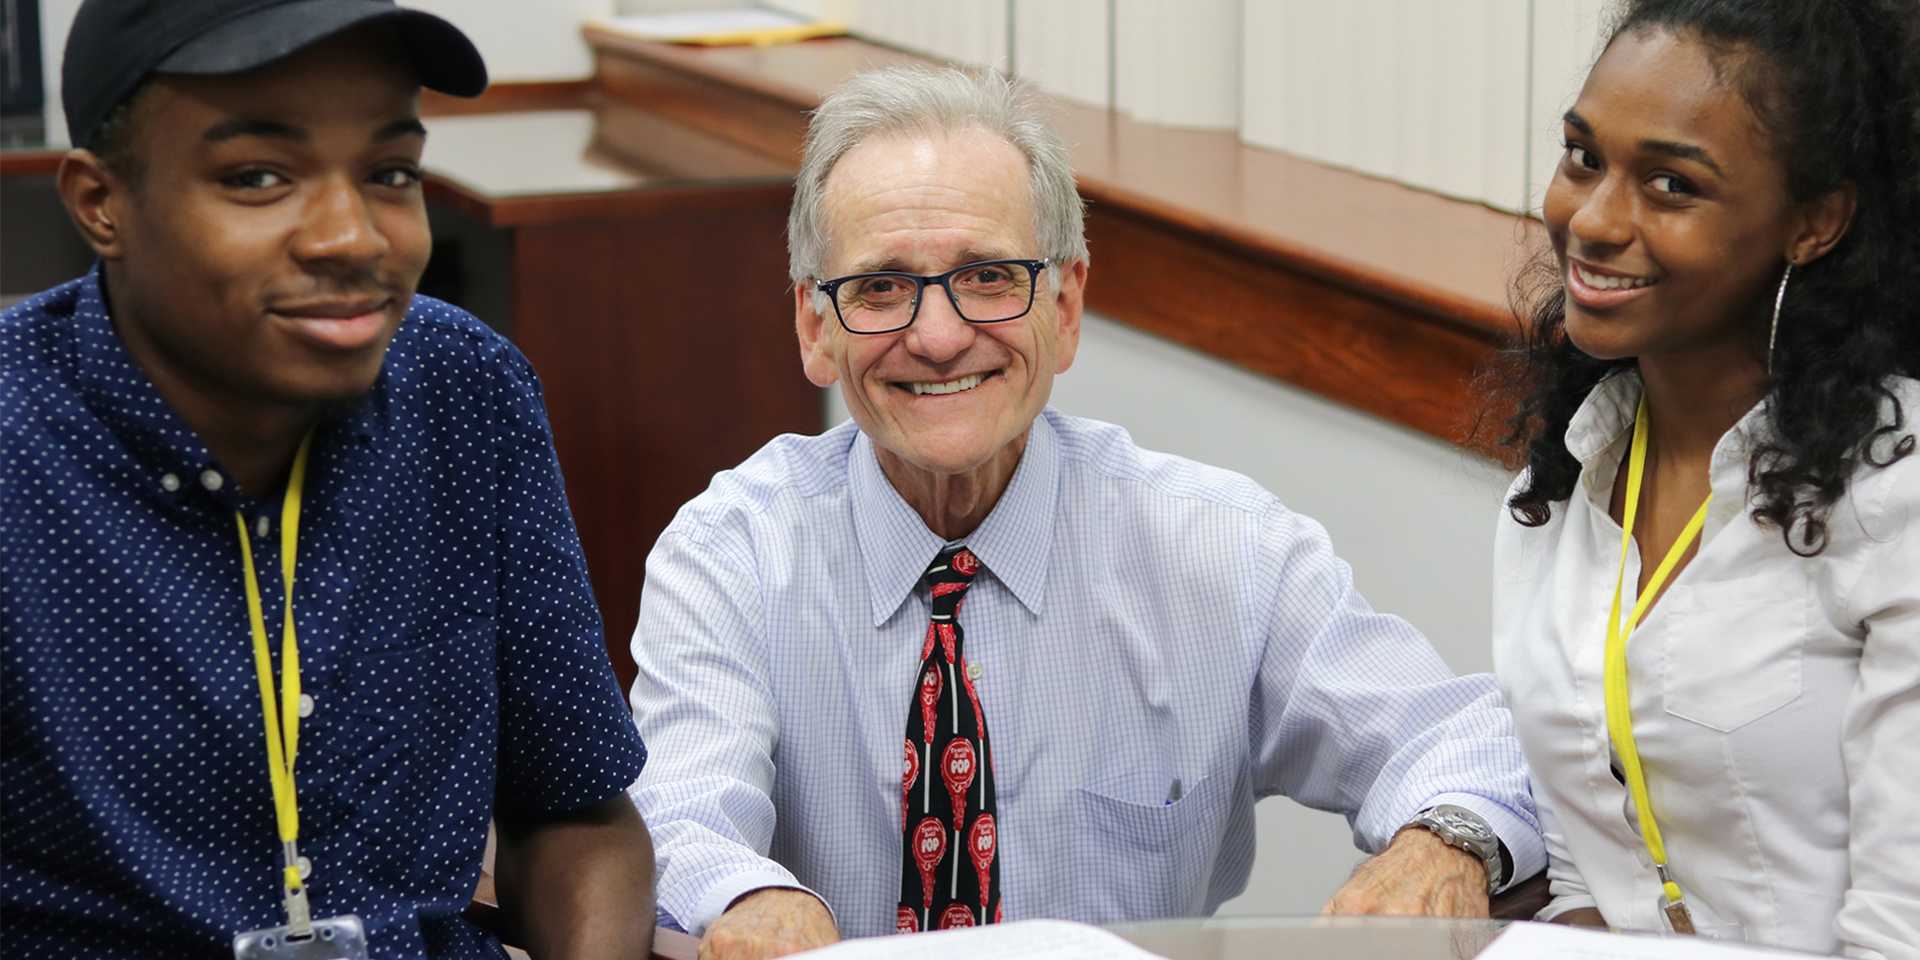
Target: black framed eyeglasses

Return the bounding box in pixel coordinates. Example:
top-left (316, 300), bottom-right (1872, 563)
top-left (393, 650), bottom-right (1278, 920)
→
top-left (814, 258), bottom-right (1051, 335)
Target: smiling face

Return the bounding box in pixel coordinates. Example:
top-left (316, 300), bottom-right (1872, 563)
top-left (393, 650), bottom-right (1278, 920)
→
top-left (796, 128), bottom-right (1086, 481)
top-left (84, 27), bottom-right (430, 420)
top-left (1545, 27), bottom-right (1807, 365)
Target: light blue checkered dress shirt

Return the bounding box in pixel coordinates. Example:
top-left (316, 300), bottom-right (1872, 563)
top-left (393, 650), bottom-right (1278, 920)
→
top-left (628, 409), bottom-right (1543, 938)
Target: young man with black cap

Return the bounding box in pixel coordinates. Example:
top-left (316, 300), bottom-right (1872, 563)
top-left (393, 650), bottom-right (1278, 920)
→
top-left (0, 2), bottom-right (655, 957)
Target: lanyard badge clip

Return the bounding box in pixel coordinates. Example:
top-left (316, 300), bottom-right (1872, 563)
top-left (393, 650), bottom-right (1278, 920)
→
top-left (231, 839), bottom-right (369, 958)
top-left (1656, 865), bottom-right (1697, 935)
top-left (282, 841), bottom-right (312, 938)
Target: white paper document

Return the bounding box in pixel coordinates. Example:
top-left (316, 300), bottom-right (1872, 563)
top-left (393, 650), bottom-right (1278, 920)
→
top-left (787, 919), bottom-right (1170, 959)
top-left (595, 9), bottom-right (815, 41)
top-left (1481, 923), bottom-right (1831, 960)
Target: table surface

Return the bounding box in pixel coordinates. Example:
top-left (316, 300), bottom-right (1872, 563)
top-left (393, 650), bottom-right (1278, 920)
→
top-left (1111, 916), bottom-right (1509, 959)
top-left (630, 917), bottom-right (1513, 960)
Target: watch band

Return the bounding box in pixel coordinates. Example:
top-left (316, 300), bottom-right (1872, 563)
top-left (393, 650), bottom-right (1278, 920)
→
top-left (1406, 804), bottom-right (1505, 894)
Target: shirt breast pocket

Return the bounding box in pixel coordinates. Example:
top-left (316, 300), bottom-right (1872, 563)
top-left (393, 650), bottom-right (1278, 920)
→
top-left (1660, 572), bottom-right (1808, 733)
top-left (1069, 769), bottom-right (1234, 921)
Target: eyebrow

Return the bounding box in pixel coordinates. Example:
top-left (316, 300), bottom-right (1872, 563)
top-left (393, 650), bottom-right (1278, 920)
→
top-left (1640, 138), bottom-right (1726, 178)
top-left (200, 116), bottom-right (427, 145)
top-left (375, 118), bottom-right (429, 143)
top-left (1563, 109), bottom-right (1728, 178)
top-left (846, 249), bottom-right (1013, 275)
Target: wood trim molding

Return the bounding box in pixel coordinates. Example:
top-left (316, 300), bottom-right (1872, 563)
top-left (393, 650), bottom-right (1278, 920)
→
top-left (1086, 203), bottom-right (1496, 445)
top-left (0, 150), bottom-right (65, 177)
top-left (423, 173), bottom-right (791, 229)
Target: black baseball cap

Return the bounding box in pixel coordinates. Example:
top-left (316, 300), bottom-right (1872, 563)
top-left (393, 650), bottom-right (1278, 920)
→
top-left (62, 0), bottom-right (488, 147)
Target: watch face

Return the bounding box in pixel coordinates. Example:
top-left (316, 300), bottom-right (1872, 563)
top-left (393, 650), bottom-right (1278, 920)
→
top-left (1420, 806), bottom-right (1501, 892)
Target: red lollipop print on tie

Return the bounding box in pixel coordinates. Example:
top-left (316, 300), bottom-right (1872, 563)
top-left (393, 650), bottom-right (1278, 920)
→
top-left (968, 813), bottom-right (997, 916)
top-left (941, 739), bottom-right (976, 831)
top-left (939, 904), bottom-right (975, 930)
top-left (913, 816), bottom-right (947, 916)
top-left (951, 549), bottom-right (980, 577)
top-left (918, 665), bottom-right (942, 745)
top-left (920, 622), bottom-right (937, 662)
top-left (895, 905), bottom-right (918, 934)
top-left (901, 738), bottom-right (919, 829)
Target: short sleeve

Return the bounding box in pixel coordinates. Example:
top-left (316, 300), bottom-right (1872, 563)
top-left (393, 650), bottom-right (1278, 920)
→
top-left (487, 345), bottom-right (648, 815)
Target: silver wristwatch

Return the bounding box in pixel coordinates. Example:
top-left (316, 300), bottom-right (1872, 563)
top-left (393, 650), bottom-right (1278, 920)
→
top-left (1405, 804), bottom-right (1504, 893)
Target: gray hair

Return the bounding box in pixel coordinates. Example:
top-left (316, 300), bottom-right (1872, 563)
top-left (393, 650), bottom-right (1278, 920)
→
top-left (786, 65), bottom-right (1089, 292)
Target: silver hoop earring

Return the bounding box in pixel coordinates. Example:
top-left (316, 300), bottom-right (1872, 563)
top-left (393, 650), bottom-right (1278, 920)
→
top-left (1768, 262), bottom-right (1793, 376)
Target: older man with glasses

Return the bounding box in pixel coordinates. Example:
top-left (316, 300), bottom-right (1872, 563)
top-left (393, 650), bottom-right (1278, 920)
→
top-left (627, 66), bottom-right (1544, 959)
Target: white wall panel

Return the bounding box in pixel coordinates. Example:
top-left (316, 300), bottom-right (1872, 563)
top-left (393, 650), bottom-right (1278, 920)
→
top-left (1527, 0), bottom-right (1611, 212)
top-left (1390, 0), bottom-right (1529, 211)
top-left (1476, 0), bottom-right (1532, 211)
top-left (762, 0), bottom-right (863, 20)
top-left (408, 0), bottom-right (613, 80)
top-left (772, 0), bottom-right (1003, 67)
top-left (1338, 0), bottom-right (1400, 181)
top-left (928, 0), bottom-right (1011, 72)
top-left (1114, 0), bottom-right (1241, 130)
top-left (1243, 0), bottom-right (1528, 211)
top-left (1237, 0), bottom-right (1289, 153)
top-left (1014, 0), bottom-right (1111, 108)
top-left (616, 0), bottom-right (738, 11)
top-left (37, 0), bottom-right (83, 143)
top-left (1283, 5), bottom-right (1339, 167)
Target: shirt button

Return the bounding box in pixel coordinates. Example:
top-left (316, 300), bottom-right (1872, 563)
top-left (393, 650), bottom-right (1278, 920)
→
top-left (967, 663), bottom-right (983, 680)
top-left (160, 473), bottom-right (181, 493)
top-left (256, 516), bottom-right (270, 538)
top-left (298, 694), bottom-right (316, 718)
top-left (200, 469), bottom-right (224, 492)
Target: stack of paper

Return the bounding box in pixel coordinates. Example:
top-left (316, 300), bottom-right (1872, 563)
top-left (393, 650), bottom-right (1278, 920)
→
top-left (590, 9), bottom-right (845, 47)
top-left (788, 919), bottom-right (1170, 959)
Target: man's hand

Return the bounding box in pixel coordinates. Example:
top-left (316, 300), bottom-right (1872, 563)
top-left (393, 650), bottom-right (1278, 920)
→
top-left (1321, 826), bottom-right (1491, 918)
top-left (699, 888), bottom-right (839, 960)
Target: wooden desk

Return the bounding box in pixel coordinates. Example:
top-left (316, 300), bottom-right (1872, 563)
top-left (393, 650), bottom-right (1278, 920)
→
top-left (414, 99), bottom-right (819, 688)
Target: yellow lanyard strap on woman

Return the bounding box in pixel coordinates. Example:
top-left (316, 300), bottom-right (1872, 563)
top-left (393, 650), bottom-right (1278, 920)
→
top-left (233, 433), bottom-right (313, 931)
top-left (1604, 397), bottom-right (1711, 934)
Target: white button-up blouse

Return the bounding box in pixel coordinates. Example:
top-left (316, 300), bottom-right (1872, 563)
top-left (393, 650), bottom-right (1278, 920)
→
top-left (1493, 372), bottom-right (1920, 958)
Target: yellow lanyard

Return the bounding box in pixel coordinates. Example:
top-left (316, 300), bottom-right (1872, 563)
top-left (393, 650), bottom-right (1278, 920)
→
top-left (232, 433), bottom-right (313, 916)
top-left (1603, 397), bottom-right (1711, 929)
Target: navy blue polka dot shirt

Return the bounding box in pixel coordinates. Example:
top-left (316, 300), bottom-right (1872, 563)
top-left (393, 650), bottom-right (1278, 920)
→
top-left (1, 268), bottom-right (649, 959)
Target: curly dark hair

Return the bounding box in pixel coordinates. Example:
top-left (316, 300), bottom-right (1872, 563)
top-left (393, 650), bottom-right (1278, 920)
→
top-left (1493, 0), bottom-right (1920, 555)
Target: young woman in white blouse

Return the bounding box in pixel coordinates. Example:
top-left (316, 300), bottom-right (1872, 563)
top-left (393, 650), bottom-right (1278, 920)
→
top-left (1488, 0), bottom-right (1919, 955)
